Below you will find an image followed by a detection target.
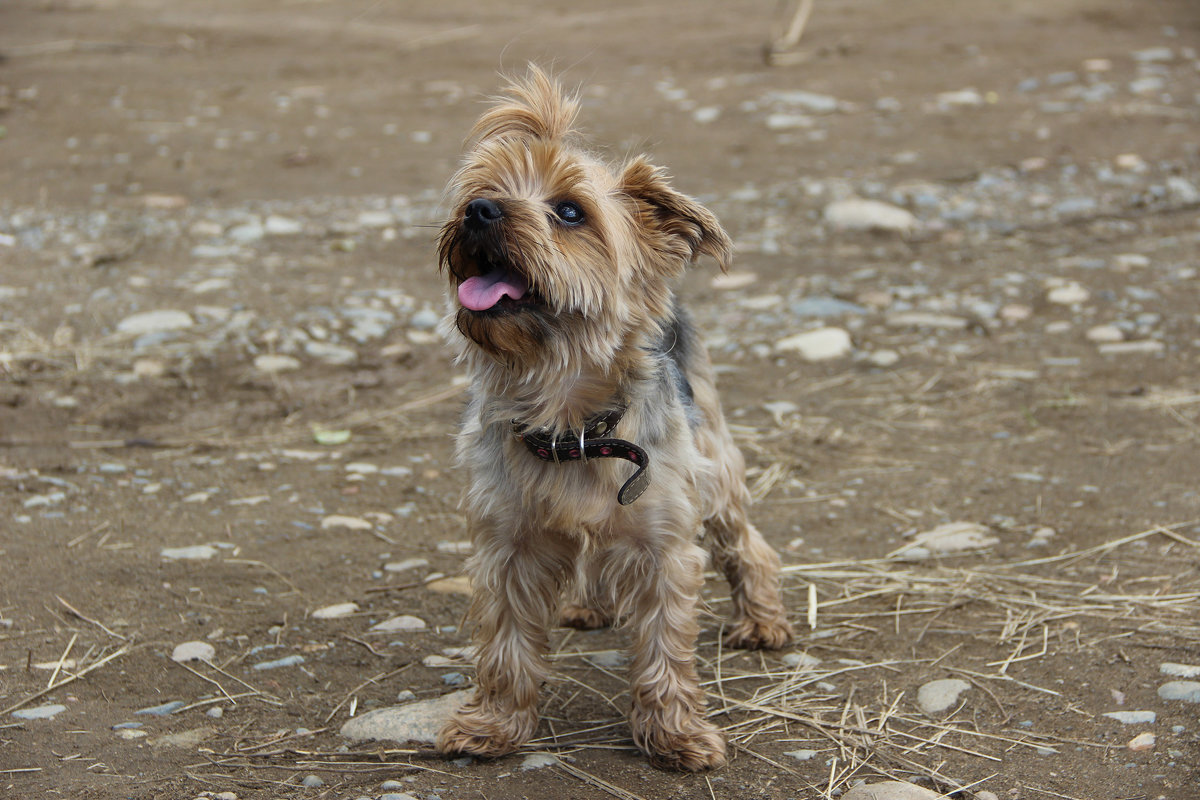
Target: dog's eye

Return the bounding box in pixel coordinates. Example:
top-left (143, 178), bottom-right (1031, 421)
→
top-left (553, 201), bottom-right (584, 226)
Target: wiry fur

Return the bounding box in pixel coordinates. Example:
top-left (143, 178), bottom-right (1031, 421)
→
top-left (435, 66), bottom-right (793, 772)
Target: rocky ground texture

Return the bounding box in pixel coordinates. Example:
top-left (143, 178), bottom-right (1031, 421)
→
top-left (2, 1), bottom-right (1200, 799)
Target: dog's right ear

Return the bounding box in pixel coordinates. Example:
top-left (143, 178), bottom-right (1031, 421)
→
top-left (470, 65), bottom-right (580, 144)
top-left (619, 156), bottom-right (733, 273)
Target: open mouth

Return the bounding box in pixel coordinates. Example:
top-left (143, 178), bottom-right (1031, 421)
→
top-left (456, 258), bottom-right (539, 314)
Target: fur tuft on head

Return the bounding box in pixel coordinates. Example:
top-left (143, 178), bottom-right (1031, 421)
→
top-left (470, 65), bottom-right (581, 144)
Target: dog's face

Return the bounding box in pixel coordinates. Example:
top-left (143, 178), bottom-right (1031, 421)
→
top-left (438, 68), bottom-right (732, 368)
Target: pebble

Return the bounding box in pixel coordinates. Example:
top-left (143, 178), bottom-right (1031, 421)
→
top-left (409, 309), bottom-right (441, 330)
top-left (436, 540), bottom-right (472, 554)
top-left (1046, 283), bottom-right (1090, 305)
top-left (264, 215), bottom-right (303, 235)
top-left (1158, 681), bottom-right (1200, 703)
top-left (842, 781), bottom-right (942, 800)
top-left (304, 340), bottom-right (357, 365)
top-left (784, 749), bottom-right (819, 761)
top-left (136, 700), bottom-right (186, 716)
top-left (520, 753), bottom-right (559, 770)
top-left (379, 794), bottom-right (418, 800)
top-left (588, 650), bottom-right (629, 669)
top-left (783, 652), bottom-right (821, 670)
top-left (774, 327), bottom-right (853, 360)
top-left (116, 309), bottom-right (194, 335)
top-left (1103, 711), bottom-right (1156, 725)
top-left (253, 655), bottom-right (305, 671)
top-left (916, 678), bottom-right (971, 715)
top-left (1086, 324), bottom-right (1124, 343)
top-left (253, 354), bottom-right (302, 373)
top-left (340, 689), bottom-right (473, 745)
top-left (1160, 663), bottom-right (1200, 678)
top-left (171, 641), bottom-right (216, 663)
top-left (11, 703), bottom-right (67, 720)
top-left (823, 198), bottom-right (917, 234)
top-left (885, 312), bottom-right (969, 329)
top-left (370, 615), bottom-right (426, 633)
top-left (384, 557), bottom-right (430, 573)
top-left (301, 775), bottom-right (325, 788)
top-left (320, 515), bottom-right (374, 531)
top-left (161, 545), bottom-right (218, 560)
top-left (1098, 340), bottom-right (1164, 355)
top-left (312, 602), bottom-right (359, 619)
top-left (897, 522), bottom-right (999, 559)
top-left (866, 349), bottom-right (900, 368)
top-left (1127, 731), bottom-right (1156, 752)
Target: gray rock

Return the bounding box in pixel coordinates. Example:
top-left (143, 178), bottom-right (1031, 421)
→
top-left (784, 749), bottom-right (819, 761)
top-left (304, 340), bottom-right (357, 365)
top-left (340, 689), bottom-right (473, 745)
top-left (116, 309), bottom-right (194, 335)
top-left (171, 641), bottom-right (216, 663)
top-left (136, 700), bottom-right (186, 716)
top-left (520, 753), bottom-right (560, 770)
top-left (409, 309), bottom-right (441, 330)
top-left (789, 296), bottom-right (868, 318)
top-left (1158, 681), bottom-right (1200, 703)
top-left (823, 198), bottom-right (917, 234)
top-left (253, 354), bottom-right (302, 373)
top-left (1103, 711), bottom-right (1157, 725)
top-left (161, 545), bottom-right (218, 560)
top-left (253, 655), bottom-right (305, 671)
top-left (1160, 663), bottom-right (1200, 678)
top-left (12, 703), bottom-right (67, 720)
top-left (916, 678), bottom-right (971, 715)
top-left (774, 327), bottom-right (853, 361)
top-left (842, 781), bottom-right (941, 800)
top-left (300, 775), bottom-right (325, 788)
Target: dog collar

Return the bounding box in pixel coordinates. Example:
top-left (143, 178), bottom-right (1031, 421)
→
top-left (513, 408), bottom-right (650, 505)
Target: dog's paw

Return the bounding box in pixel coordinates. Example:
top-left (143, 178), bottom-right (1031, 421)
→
top-left (437, 706), bottom-right (535, 759)
top-left (723, 616), bottom-right (794, 650)
top-left (559, 604), bottom-right (612, 630)
top-left (638, 719), bottom-right (727, 772)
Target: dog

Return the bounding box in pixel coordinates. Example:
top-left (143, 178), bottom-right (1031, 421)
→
top-left (434, 66), bottom-right (793, 772)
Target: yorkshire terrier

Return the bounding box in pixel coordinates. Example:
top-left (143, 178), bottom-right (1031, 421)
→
top-left (435, 67), bottom-right (793, 771)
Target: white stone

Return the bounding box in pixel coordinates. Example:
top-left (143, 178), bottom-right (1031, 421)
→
top-left (161, 545), bottom-right (218, 560)
top-left (885, 312), bottom-right (969, 329)
top-left (843, 781), bottom-right (941, 800)
top-left (823, 198), bottom-right (917, 234)
top-left (866, 349), bottom-right (900, 368)
top-left (1046, 283), bottom-right (1089, 305)
top-left (520, 753), bottom-right (559, 770)
top-left (936, 88), bottom-right (984, 108)
top-left (1086, 325), bottom-right (1124, 343)
top-left (321, 515), bottom-right (374, 531)
top-left (253, 354), bottom-right (301, 373)
top-left (370, 615), bottom-right (426, 633)
top-left (1158, 681), bottom-right (1200, 703)
top-left (766, 113), bottom-right (814, 130)
top-left (357, 210), bottom-right (394, 228)
top-left (264, 215), bottom-right (303, 235)
top-left (1161, 663), bottom-right (1200, 678)
top-left (1127, 731), bottom-right (1156, 751)
top-left (1098, 340), bottom-right (1164, 355)
top-left (898, 522), bottom-right (998, 559)
top-left (171, 641), bottom-right (216, 663)
top-left (227, 220), bottom-right (265, 243)
top-left (784, 749), bottom-right (819, 761)
top-left (312, 602), bottom-right (359, 619)
top-left (340, 689), bottom-right (472, 745)
top-left (437, 540), bottom-right (472, 554)
top-left (116, 309), bottom-right (194, 335)
top-left (774, 327), bottom-right (853, 361)
top-left (1103, 710), bottom-right (1156, 725)
top-left (782, 652), bottom-right (821, 670)
top-left (916, 678), bottom-right (971, 715)
top-left (384, 557), bottom-right (429, 573)
top-left (305, 340), bottom-right (357, 365)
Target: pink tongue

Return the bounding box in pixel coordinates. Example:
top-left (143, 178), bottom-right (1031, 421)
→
top-left (458, 269), bottom-right (529, 311)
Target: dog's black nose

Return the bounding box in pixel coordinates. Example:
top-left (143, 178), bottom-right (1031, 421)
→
top-left (464, 198), bottom-right (503, 229)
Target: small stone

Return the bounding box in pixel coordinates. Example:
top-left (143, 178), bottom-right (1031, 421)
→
top-left (975, 793), bottom-right (1000, 800)
top-left (520, 753), bottom-right (559, 770)
top-left (866, 350), bottom-right (900, 368)
top-left (133, 358), bottom-right (166, 378)
top-left (783, 652), bottom-right (821, 670)
top-left (384, 558), bottom-right (429, 573)
top-left (884, 312), bottom-right (969, 329)
top-left (1160, 663), bottom-right (1200, 678)
top-left (340, 689), bottom-right (473, 745)
top-left (1086, 325), bottom-right (1124, 343)
top-left (789, 296), bottom-right (868, 318)
top-left (999, 304), bottom-right (1032, 322)
top-left (823, 198), bottom-right (917, 234)
top-left (370, 615), bottom-right (426, 633)
top-left (784, 749), bottom-right (819, 761)
top-left (898, 522), bottom-right (998, 558)
top-left (213, 793), bottom-right (238, 800)
top-left (1158, 681), bottom-right (1200, 703)
top-left (136, 700), bottom-right (186, 716)
top-left (442, 672), bottom-right (467, 686)
top-left (11, 703), bottom-right (67, 720)
top-left (711, 271), bottom-right (758, 290)
top-left (423, 655), bottom-right (455, 668)
top-left (437, 540), bottom-right (472, 554)
top-left (253, 354), bottom-right (302, 373)
top-left (1103, 711), bottom-right (1156, 725)
top-left (409, 309), bottom-right (441, 330)
top-left (117, 310), bottom-right (194, 335)
top-left (301, 775), bottom-right (325, 788)
top-left (936, 88), bottom-right (984, 108)
top-left (312, 602), bottom-right (359, 619)
top-left (206, 706), bottom-right (224, 719)
top-left (171, 641), bottom-right (216, 663)
top-left (152, 727), bottom-right (216, 749)
top-left (766, 112), bottom-right (814, 130)
top-left (1047, 283), bottom-right (1089, 305)
top-left (305, 340), bottom-right (357, 365)
top-left (264, 215), bottom-right (303, 235)
top-left (1127, 732), bottom-right (1156, 752)
top-left (588, 650), bottom-right (629, 669)
top-left (916, 678), bottom-right (971, 715)
top-left (253, 655), bottom-right (305, 671)
top-left (1098, 340), bottom-right (1164, 356)
top-left (227, 220), bottom-right (265, 243)
top-left (115, 728), bottom-right (148, 740)
top-left (774, 327), bottom-right (853, 361)
top-left (321, 515), bottom-right (374, 531)
top-left (843, 781), bottom-right (941, 800)
top-left (161, 545), bottom-right (218, 560)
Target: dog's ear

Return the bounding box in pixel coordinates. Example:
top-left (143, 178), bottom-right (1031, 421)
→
top-left (619, 156), bottom-right (732, 273)
top-left (470, 65), bottom-right (580, 144)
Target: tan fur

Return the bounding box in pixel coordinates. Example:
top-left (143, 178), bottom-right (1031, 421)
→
top-left (435, 66), bottom-right (793, 772)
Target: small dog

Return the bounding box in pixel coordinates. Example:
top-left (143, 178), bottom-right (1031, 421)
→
top-left (435, 67), bottom-right (793, 771)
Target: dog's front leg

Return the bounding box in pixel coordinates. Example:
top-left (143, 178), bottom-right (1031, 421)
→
top-left (617, 534), bottom-right (727, 771)
top-left (437, 522), bottom-right (573, 758)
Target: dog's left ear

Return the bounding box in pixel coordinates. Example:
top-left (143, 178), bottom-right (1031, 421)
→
top-left (619, 156), bottom-right (733, 273)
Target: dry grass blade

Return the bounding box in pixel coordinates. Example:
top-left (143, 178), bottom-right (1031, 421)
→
top-left (556, 759), bottom-right (649, 800)
top-left (1, 646), bottom-right (131, 716)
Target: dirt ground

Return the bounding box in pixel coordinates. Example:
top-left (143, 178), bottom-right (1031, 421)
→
top-left (3, 1), bottom-right (1200, 798)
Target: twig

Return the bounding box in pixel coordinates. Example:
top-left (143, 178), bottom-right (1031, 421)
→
top-left (56, 595), bottom-right (127, 640)
top-left (1, 646), bottom-right (131, 716)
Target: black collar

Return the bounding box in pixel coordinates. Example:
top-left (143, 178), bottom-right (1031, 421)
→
top-left (513, 408), bottom-right (650, 505)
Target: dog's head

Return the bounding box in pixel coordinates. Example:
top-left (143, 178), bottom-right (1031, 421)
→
top-left (438, 66), bottom-right (732, 369)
